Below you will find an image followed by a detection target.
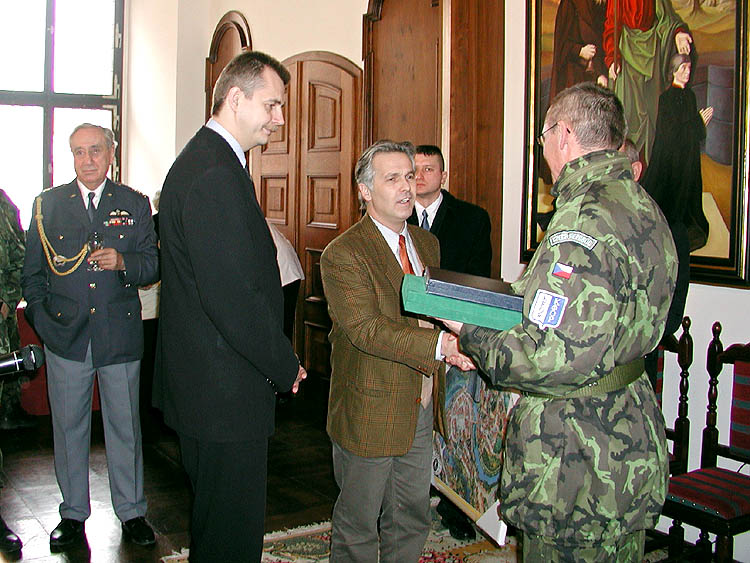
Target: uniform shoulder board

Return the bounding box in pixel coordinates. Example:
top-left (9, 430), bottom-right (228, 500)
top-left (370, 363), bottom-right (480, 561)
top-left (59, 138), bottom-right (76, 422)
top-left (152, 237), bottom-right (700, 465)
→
top-left (118, 183), bottom-right (149, 200)
top-left (42, 184), bottom-right (68, 193)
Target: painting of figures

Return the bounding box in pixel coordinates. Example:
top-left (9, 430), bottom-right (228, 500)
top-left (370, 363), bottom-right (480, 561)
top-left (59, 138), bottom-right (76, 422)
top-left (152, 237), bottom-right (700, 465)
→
top-left (524, 0), bottom-right (750, 286)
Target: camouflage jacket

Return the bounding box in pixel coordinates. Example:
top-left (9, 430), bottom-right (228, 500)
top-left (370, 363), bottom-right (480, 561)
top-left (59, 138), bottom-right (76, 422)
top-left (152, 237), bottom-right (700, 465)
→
top-left (0, 190), bottom-right (25, 354)
top-left (460, 150), bottom-right (677, 542)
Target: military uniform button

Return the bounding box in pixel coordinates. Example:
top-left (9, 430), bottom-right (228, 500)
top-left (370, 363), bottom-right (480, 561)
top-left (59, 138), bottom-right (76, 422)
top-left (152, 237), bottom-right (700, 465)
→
top-left (119, 234), bottom-right (125, 239)
top-left (89, 283), bottom-right (96, 289)
top-left (56, 312), bottom-right (62, 317)
top-left (58, 234), bottom-right (64, 240)
top-left (90, 307), bottom-right (96, 314)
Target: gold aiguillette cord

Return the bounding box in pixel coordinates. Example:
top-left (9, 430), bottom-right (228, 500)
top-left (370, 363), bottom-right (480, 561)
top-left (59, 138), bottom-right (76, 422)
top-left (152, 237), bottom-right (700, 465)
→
top-left (35, 196), bottom-right (89, 276)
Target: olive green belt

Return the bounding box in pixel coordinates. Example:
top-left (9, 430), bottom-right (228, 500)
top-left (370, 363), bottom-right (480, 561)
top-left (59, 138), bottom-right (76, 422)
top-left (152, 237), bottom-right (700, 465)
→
top-left (521, 358), bottom-right (644, 399)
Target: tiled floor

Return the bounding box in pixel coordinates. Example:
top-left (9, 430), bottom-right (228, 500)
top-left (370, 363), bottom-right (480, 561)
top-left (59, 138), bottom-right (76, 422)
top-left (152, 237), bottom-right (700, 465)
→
top-left (0, 379), bottom-right (336, 562)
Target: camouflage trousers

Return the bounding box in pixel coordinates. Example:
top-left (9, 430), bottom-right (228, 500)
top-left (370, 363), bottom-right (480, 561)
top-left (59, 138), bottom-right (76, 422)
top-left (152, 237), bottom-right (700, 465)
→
top-left (522, 530), bottom-right (645, 563)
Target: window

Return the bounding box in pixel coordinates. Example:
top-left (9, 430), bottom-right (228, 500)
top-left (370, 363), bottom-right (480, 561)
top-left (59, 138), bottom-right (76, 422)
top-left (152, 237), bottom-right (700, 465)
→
top-left (0, 0), bottom-right (124, 229)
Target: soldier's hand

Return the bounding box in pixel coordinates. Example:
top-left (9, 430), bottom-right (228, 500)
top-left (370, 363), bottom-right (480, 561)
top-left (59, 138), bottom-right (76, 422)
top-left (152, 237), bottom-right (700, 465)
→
top-left (89, 247), bottom-right (125, 271)
top-left (0, 302), bottom-right (8, 320)
top-left (446, 352), bottom-right (476, 372)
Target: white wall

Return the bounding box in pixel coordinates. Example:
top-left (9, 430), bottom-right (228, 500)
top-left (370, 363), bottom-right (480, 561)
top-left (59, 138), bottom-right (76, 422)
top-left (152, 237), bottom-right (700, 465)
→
top-left (122, 0), bottom-right (179, 206)
top-left (503, 1), bottom-right (750, 558)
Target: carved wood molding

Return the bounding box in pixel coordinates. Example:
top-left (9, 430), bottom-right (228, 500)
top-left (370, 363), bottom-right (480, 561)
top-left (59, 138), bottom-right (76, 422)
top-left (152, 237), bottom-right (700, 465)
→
top-left (207, 11), bottom-right (252, 63)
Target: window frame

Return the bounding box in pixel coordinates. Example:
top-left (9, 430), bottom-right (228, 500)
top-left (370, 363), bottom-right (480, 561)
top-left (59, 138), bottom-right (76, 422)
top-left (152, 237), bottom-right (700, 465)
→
top-left (0, 0), bottom-right (124, 188)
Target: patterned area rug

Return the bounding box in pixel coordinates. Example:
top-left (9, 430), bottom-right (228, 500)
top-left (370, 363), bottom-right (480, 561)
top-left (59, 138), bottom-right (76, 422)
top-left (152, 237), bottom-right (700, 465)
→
top-left (260, 514), bottom-right (518, 563)
top-left (160, 501), bottom-right (517, 562)
top-left (161, 501), bottom-right (669, 562)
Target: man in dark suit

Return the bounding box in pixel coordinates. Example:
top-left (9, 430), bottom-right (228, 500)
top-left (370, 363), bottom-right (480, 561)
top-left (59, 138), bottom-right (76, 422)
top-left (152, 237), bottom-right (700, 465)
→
top-left (154, 51), bottom-right (306, 562)
top-left (408, 145), bottom-right (492, 277)
top-left (22, 124), bottom-right (159, 550)
top-left (409, 144), bottom-right (493, 539)
top-left (321, 140), bottom-right (472, 562)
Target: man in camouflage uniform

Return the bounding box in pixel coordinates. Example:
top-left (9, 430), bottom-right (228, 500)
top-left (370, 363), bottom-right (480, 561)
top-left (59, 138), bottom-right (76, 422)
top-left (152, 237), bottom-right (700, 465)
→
top-left (444, 83), bottom-right (677, 561)
top-left (0, 189), bottom-right (25, 553)
top-left (0, 189), bottom-right (30, 430)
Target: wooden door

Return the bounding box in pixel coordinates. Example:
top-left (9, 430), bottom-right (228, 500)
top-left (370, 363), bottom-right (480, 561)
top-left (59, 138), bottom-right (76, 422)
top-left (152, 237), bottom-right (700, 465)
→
top-left (253, 52), bottom-right (362, 381)
top-left (363, 0), bottom-right (441, 145)
top-left (205, 11), bottom-right (252, 121)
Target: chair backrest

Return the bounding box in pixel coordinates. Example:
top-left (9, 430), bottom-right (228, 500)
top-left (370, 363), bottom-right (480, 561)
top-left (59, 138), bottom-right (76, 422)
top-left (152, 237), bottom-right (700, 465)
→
top-left (645, 317), bottom-right (693, 475)
top-left (652, 317), bottom-right (692, 475)
top-left (701, 322), bottom-right (750, 469)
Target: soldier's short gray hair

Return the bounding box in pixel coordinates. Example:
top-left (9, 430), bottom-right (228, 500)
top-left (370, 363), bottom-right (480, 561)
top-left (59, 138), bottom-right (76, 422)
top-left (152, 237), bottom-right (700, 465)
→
top-left (545, 83), bottom-right (626, 151)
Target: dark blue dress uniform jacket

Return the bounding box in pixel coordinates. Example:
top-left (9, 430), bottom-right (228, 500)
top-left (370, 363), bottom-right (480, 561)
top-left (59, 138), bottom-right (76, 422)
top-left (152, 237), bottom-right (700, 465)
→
top-left (22, 179), bottom-right (159, 367)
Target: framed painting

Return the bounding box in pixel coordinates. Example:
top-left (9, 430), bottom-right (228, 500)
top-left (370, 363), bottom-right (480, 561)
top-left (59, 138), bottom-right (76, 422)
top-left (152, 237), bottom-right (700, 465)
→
top-left (522, 0), bottom-right (750, 287)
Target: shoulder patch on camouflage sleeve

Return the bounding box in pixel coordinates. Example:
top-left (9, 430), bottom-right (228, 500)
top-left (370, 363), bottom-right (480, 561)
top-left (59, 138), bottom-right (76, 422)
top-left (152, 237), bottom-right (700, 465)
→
top-left (548, 230), bottom-right (598, 250)
top-left (529, 289), bottom-right (568, 330)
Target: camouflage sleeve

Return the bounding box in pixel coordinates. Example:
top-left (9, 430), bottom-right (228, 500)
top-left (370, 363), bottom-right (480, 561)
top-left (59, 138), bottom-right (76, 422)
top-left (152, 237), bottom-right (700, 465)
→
top-left (0, 193), bottom-right (25, 310)
top-left (460, 233), bottom-right (624, 396)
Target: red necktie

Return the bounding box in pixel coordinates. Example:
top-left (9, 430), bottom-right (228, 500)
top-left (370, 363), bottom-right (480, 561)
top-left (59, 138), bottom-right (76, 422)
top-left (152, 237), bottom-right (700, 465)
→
top-left (398, 234), bottom-right (414, 275)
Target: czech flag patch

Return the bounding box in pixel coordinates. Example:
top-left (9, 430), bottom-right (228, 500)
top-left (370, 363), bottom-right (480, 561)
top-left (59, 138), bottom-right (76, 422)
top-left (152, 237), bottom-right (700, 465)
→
top-left (552, 262), bottom-right (573, 279)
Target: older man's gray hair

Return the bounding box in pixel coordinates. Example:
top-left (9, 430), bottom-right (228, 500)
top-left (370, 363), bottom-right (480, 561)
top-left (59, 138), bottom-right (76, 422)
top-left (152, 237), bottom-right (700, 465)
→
top-left (69, 123), bottom-right (117, 149)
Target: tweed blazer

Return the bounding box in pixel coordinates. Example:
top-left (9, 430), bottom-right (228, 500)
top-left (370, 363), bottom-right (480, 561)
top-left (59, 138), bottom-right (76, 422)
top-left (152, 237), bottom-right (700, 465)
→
top-left (321, 214), bottom-right (444, 458)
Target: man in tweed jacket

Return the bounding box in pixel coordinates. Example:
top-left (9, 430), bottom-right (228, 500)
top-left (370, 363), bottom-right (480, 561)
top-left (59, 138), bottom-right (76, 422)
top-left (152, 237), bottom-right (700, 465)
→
top-left (321, 140), bottom-right (471, 562)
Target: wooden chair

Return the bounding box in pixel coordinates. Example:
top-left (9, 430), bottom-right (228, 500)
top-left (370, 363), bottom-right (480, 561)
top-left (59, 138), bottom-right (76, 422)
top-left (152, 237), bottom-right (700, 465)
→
top-left (661, 321), bottom-right (750, 562)
top-left (653, 316), bottom-right (693, 476)
top-left (644, 318), bottom-right (693, 554)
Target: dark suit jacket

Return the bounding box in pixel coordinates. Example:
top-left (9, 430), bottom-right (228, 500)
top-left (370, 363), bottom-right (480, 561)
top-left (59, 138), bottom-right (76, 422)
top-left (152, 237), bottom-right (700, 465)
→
top-left (154, 126), bottom-right (298, 443)
top-left (22, 180), bottom-right (158, 367)
top-left (408, 189), bottom-right (492, 277)
top-left (321, 215), bottom-right (444, 457)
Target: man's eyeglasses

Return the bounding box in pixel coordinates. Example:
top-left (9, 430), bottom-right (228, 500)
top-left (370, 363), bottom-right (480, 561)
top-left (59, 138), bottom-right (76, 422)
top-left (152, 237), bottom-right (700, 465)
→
top-left (536, 122), bottom-right (559, 147)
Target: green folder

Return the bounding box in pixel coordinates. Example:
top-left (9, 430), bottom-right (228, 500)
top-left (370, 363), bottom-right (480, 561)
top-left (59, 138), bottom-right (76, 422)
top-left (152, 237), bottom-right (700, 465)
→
top-left (401, 274), bottom-right (522, 331)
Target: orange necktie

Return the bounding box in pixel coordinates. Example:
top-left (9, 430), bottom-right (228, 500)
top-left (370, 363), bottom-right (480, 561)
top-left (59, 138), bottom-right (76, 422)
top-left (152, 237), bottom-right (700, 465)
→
top-left (398, 234), bottom-right (414, 275)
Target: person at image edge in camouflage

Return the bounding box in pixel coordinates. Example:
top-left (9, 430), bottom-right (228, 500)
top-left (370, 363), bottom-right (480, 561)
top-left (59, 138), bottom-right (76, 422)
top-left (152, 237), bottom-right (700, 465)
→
top-left (0, 189), bottom-right (26, 554)
top-left (0, 189), bottom-right (26, 414)
top-left (444, 83), bottom-right (677, 561)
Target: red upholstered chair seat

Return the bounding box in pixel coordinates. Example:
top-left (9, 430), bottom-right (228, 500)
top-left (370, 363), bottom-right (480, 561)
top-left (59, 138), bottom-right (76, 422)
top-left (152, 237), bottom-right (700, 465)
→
top-left (660, 325), bottom-right (750, 562)
top-left (667, 467), bottom-right (750, 520)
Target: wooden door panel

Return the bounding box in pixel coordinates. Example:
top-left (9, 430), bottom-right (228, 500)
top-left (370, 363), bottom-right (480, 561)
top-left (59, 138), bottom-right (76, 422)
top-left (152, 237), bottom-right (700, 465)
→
top-left (297, 59), bottom-right (359, 380)
top-left (255, 64), bottom-right (298, 240)
top-left (308, 82), bottom-right (342, 152)
top-left (254, 53), bottom-right (361, 380)
top-left (306, 175), bottom-right (340, 228)
top-left (260, 175), bottom-right (290, 224)
top-left (364, 0), bottom-right (441, 145)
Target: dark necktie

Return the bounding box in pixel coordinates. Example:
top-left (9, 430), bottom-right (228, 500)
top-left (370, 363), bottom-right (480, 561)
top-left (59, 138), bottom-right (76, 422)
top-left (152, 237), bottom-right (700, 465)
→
top-left (398, 234), bottom-right (414, 275)
top-left (420, 209), bottom-right (430, 230)
top-left (87, 192), bottom-right (96, 223)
